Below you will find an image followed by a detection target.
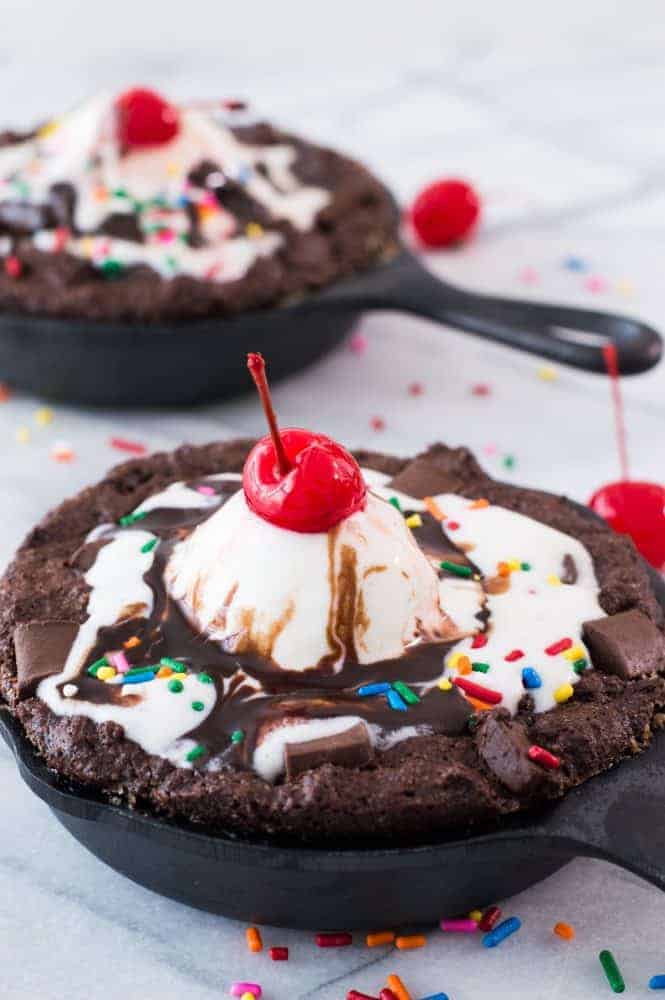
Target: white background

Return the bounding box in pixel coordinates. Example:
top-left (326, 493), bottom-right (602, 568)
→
top-left (1, 2), bottom-right (664, 998)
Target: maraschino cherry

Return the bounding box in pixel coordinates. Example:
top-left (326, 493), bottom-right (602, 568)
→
top-left (411, 178), bottom-right (480, 248)
top-left (243, 353), bottom-right (366, 533)
top-left (115, 88), bottom-right (180, 149)
top-left (588, 344), bottom-right (665, 572)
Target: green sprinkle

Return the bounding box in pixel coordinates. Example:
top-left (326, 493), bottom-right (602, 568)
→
top-left (197, 672), bottom-right (213, 684)
top-left (132, 200), bottom-right (145, 213)
top-left (392, 680), bottom-right (420, 705)
top-left (191, 700), bottom-right (205, 712)
top-left (599, 950), bottom-right (625, 993)
top-left (502, 454), bottom-right (516, 470)
top-left (573, 658), bottom-right (587, 674)
top-left (160, 657), bottom-right (185, 671)
top-left (467, 714), bottom-right (479, 733)
top-left (87, 656), bottom-right (108, 676)
top-left (521, 561), bottom-right (531, 571)
top-left (168, 679), bottom-right (184, 694)
top-left (112, 187), bottom-right (129, 199)
top-left (100, 258), bottom-right (123, 279)
top-left (164, 254), bottom-right (179, 272)
top-left (472, 662), bottom-right (490, 673)
top-left (231, 730), bottom-right (244, 744)
top-left (119, 510), bottom-right (148, 527)
top-left (140, 538), bottom-right (158, 553)
top-left (186, 744), bottom-right (206, 763)
top-left (440, 560), bottom-right (473, 578)
top-left (124, 665), bottom-right (156, 678)
top-left (389, 496), bottom-right (402, 512)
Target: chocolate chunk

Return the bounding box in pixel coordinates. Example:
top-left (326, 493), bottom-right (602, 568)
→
top-left (69, 537), bottom-right (110, 572)
top-left (476, 709), bottom-right (554, 796)
top-left (583, 610), bottom-right (665, 679)
top-left (13, 620), bottom-right (78, 699)
top-left (561, 553), bottom-right (578, 585)
top-left (285, 722), bottom-right (372, 780)
top-left (388, 458), bottom-right (455, 500)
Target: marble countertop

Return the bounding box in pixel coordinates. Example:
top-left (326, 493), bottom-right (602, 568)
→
top-left (1, 4), bottom-right (665, 997)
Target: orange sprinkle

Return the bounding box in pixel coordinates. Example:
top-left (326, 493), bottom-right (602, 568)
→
top-left (466, 695), bottom-right (493, 712)
top-left (386, 974), bottom-right (411, 1000)
top-left (245, 926), bottom-right (263, 952)
top-left (554, 921), bottom-right (575, 940)
top-left (497, 561), bottom-right (511, 577)
top-left (456, 655), bottom-right (472, 675)
top-left (395, 935), bottom-right (426, 950)
top-left (0, 382), bottom-right (11, 403)
top-left (366, 931), bottom-right (395, 947)
top-left (123, 636), bottom-right (141, 649)
top-left (469, 498), bottom-right (489, 509)
top-left (156, 666), bottom-right (173, 679)
top-left (423, 496), bottom-right (445, 521)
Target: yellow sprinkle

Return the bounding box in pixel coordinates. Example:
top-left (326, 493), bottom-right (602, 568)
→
top-left (246, 221), bottom-right (264, 239)
top-left (448, 652), bottom-right (463, 669)
top-left (166, 161), bottom-right (181, 177)
top-left (34, 406), bottom-right (54, 427)
top-left (97, 666), bottom-right (116, 682)
top-left (537, 365), bottom-right (558, 382)
top-left (469, 909), bottom-right (483, 922)
top-left (554, 682), bottom-right (574, 704)
top-left (438, 679), bottom-right (452, 691)
top-left (563, 645), bottom-right (585, 661)
top-left (38, 119), bottom-right (60, 138)
top-left (16, 426), bottom-right (30, 444)
top-left (81, 236), bottom-right (95, 258)
top-left (172, 672), bottom-right (188, 681)
top-left (547, 574), bottom-right (562, 586)
top-left (507, 559), bottom-right (521, 571)
top-left (405, 513), bottom-right (422, 529)
top-left (241, 994), bottom-right (256, 1000)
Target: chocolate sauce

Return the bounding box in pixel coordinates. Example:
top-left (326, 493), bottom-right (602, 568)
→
top-left (62, 479), bottom-right (474, 774)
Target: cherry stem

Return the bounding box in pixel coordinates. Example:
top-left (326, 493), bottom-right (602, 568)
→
top-left (603, 343), bottom-right (630, 482)
top-left (247, 353), bottom-right (292, 476)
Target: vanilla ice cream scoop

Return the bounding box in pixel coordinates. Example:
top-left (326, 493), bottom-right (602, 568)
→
top-left (165, 488), bottom-right (458, 671)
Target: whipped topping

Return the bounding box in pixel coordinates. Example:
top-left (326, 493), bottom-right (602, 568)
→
top-left (36, 467), bottom-right (606, 781)
top-left (0, 92), bottom-right (330, 284)
top-left (165, 487), bottom-right (458, 671)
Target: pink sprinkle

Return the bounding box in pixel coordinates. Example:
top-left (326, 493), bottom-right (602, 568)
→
top-left (446, 521), bottom-right (460, 531)
top-left (483, 443), bottom-right (498, 456)
top-left (408, 381), bottom-right (424, 396)
top-left (440, 918), bottom-right (478, 933)
top-left (471, 383), bottom-right (491, 397)
top-left (349, 332), bottom-right (368, 355)
top-left (108, 651), bottom-right (130, 674)
top-left (518, 266), bottom-right (539, 285)
top-left (231, 984), bottom-right (262, 998)
top-left (109, 436), bottom-right (147, 456)
top-left (197, 485), bottom-right (216, 496)
top-left (584, 275), bottom-right (606, 294)
top-left (370, 416), bottom-right (386, 431)
top-left (158, 229), bottom-right (175, 244)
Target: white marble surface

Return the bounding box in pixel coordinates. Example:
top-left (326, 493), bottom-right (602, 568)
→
top-left (1, 3), bottom-right (665, 997)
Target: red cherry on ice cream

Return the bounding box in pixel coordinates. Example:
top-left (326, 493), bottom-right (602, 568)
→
top-left (589, 480), bottom-right (665, 572)
top-left (411, 178), bottom-right (480, 248)
top-left (243, 353), bottom-right (366, 533)
top-left (115, 88), bottom-right (179, 149)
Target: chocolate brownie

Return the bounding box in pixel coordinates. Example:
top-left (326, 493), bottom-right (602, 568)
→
top-left (0, 92), bottom-right (397, 322)
top-left (1, 440), bottom-right (663, 843)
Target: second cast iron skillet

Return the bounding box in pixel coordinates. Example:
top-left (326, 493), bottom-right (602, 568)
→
top-left (0, 244), bottom-right (661, 405)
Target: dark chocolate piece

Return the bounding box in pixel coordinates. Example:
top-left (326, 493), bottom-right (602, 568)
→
top-left (476, 709), bottom-right (555, 796)
top-left (583, 609), bottom-right (665, 679)
top-left (388, 458), bottom-right (455, 500)
top-left (69, 537), bottom-right (110, 572)
top-left (13, 620), bottom-right (78, 699)
top-left (561, 553), bottom-right (578, 585)
top-left (284, 722), bottom-right (372, 780)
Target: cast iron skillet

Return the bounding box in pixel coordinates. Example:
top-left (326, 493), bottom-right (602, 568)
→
top-left (1, 569), bottom-right (663, 929)
top-left (0, 245), bottom-right (662, 405)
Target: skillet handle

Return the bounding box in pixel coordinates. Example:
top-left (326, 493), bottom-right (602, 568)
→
top-left (336, 253), bottom-right (663, 375)
top-left (530, 733), bottom-right (665, 891)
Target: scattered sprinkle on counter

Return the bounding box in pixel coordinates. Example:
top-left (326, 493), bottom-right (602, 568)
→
top-left (366, 931), bottom-right (395, 947)
top-left (537, 364), bottom-right (558, 382)
top-left (109, 436), bottom-right (148, 455)
top-left (349, 332), bottom-right (368, 355)
top-left (316, 932), bottom-right (352, 947)
top-left (230, 983), bottom-right (262, 998)
top-left (51, 441), bottom-right (76, 462)
top-left (269, 946), bottom-right (288, 961)
top-left (482, 915), bottom-right (521, 948)
top-left (0, 381), bottom-right (11, 402)
top-left (370, 416), bottom-right (386, 431)
top-left (386, 974), bottom-right (411, 1000)
top-left (599, 950), bottom-right (625, 993)
top-left (554, 921), bottom-right (575, 940)
top-left (649, 974), bottom-right (665, 990)
top-left (468, 909), bottom-right (483, 922)
top-left (395, 934), bottom-right (426, 950)
top-left (34, 406), bottom-right (54, 426)
top-left (245, 927), bottom-right (262, 953)
top-left (16, 426), bottom-right (30, 444)
top-left (471, 382), bottom-right (491, 396)
top-left (478, 905), bottom-right (502, 931)
top-left (440, 918), bottom-right (477, 933)
top-left (408, 381), bottom-right (424, 396)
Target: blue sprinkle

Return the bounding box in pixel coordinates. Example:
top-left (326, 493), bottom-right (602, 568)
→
top-left (236, 164), bottom-right (252, 184)
top-left (650, 975), bottom-right (665, 990)
top-left (522, 667), bottom-right (542, 689)
top-left (122, 671), bottom-right (156, 685)
top-left (563, 255), bottom-right (587, 272)
top-left (176, 195), bottom-right (190, 208)
top-left (483, 916), bottom-right (522, 948)
top-left (387, 689), bottom-right (408, 712)
top-left (358, 682), bottom-right (391, 696)
top-left (418, 995), bottom-right (449, 1000)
